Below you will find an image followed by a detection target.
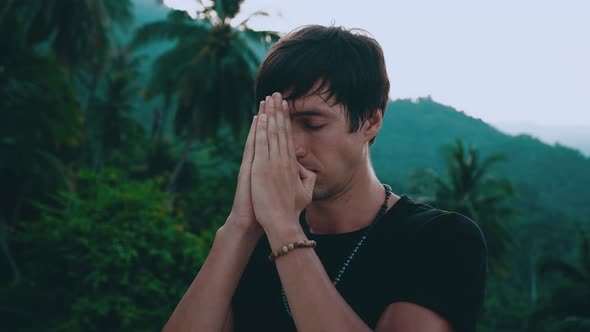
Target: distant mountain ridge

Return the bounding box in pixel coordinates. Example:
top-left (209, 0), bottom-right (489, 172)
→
top-left (493, 122), bottom-right (590, 157)
top-left (372, 97), bottom-right (590, 220)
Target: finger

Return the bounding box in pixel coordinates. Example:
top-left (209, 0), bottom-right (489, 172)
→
top-left (274, 94), bottom-right (288, 158)
top-left (283, 100), bottom-right (295, 159)
top-left (254, 113), bottom-right (269, 161)
top-left (259, 99), bottom-right (265, 115)
top-left (242, 115), bottom-right (258, 167)
top-left (266, 96), bottom-right (279, 159)
top-left (236, 116), bottom-right (258, 194)
top-left (253, 99), bottom-right (266, 163)
top-left (243, 100), bottom-right (265, 167)
top-left (298, 162), bottom-right (316, 191)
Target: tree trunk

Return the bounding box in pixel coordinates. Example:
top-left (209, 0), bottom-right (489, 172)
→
top-left (529, 245), bottom-right (537, 304)
top-left (72, 59), bottom-right (105, 191)
top-left (87, 60), bottom-right (104, 171)
top-left (166, 127), bottom-right (199, 193)
top-left (0, 218), bottom-right (20, 284)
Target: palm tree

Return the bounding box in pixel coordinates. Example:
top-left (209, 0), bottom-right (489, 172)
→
top-left (5, 0), bottom-right (133, 70)
top-left (0, 17), bottom-right (83, 284)
top-left (131, 0), bottom-right (278, 192)
top-left (527, 224), bottom-right (590, 331)
top-left (409, 138), bottom-right (515, 275)
top-left (92, 50), bottom-right (146, 169)
top-left (4, 0), bottom-right (134, 170)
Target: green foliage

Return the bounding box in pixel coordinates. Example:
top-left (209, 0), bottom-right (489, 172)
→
top-left (4, 169), bottom-right (206, 332)
top-left (0, 41), bottom-right (82, 226)
top-left (527, 225), bottom-right (590, 331)
top-left (90, 52), bottom-right (147, 169)
top-left (132, 7), bottom-right (275, 142)
top-left (7, 0), bottom-right (133, 69)
top-left (131, 1), bottom-right (278, 191)
top-left (176, 126), bottom-right (245, 232)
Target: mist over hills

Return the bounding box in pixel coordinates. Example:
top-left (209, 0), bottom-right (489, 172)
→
top-left (493, 122), bottom-right (590, 157)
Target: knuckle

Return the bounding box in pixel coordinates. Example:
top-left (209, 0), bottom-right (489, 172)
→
top-left (269, 129), bottom-right (279, 139)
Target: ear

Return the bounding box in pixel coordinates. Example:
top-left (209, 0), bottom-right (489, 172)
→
top-left (362, 109), bottom-right (383, 143)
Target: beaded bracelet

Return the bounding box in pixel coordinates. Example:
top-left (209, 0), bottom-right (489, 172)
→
top-left (268, 240), bottom-right (317, 262)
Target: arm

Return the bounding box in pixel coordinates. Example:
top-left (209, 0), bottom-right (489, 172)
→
top-left (162, 222), bottom-right (260, 332)
top-left (164, 109), bottom-right (265, 332)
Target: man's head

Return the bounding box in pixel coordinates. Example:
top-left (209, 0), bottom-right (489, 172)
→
top-left (255, 25), bottom-right (390, 145)
top-left (255, 25), bottom-right (390, 200)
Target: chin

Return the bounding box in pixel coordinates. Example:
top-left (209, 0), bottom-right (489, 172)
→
top-left (311, 183), bottom-right (332, 201)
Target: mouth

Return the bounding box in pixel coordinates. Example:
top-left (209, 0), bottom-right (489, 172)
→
top-left (298, 163), bottom-right (317, 173)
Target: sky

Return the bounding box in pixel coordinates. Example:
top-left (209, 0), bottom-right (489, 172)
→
top-left (163, 0), bottom-right (590, 129)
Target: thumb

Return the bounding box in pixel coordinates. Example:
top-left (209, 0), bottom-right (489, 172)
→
top-left (298, 162), bottom-right (316, 191)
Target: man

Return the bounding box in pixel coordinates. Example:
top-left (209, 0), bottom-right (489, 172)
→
top-left (163, 25), bottom-right (487, 332)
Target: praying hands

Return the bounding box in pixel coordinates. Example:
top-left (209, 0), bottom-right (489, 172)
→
top-left (251, 92), bottom-right (316, 244)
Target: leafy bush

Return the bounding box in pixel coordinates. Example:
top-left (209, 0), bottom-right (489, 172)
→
top-left (5, 169), bottom-right (207, 332)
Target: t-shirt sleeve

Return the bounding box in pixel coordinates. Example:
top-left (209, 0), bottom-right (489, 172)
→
top-left (396, 212), bottom-right (487, 332)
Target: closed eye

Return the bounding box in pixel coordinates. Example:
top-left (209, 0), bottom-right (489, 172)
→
top-left (305, 124), bottom-right (326, 130)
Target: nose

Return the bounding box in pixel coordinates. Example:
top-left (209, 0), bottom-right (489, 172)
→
top-left (291, 125), bottom-right (308, 159)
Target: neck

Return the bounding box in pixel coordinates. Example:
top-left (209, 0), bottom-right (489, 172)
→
top-left (304, 158), bottom-right (400, 235)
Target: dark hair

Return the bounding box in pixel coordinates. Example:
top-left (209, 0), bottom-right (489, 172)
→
top-left (255, 25), bottom-right (390, 145)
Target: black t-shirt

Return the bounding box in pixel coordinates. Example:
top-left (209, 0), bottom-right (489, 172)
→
top-left (232, 195), bottom-right (487, 332)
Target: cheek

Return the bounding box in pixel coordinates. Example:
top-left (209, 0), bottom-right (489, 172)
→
top-left (314, 131), bottom-right (361, 168)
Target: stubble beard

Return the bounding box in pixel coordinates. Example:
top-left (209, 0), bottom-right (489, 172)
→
top-left (311, 178), bottom-right (326, 201)
top-left (311, 179), bottom-right (337, 201)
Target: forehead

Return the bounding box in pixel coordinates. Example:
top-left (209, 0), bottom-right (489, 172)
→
top-left (283, 84), bottom-right (343, 118)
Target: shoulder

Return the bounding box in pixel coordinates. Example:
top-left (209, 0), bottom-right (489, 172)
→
top-left (394, 197), bottom-right (487, 252)
top-left (418, 211), bottom-right (486, 248)
top-left (389, 202), bottom-right (488, 331)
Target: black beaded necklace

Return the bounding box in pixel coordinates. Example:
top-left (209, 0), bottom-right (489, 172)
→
top-left (281, 183), bottom-right (393, 317)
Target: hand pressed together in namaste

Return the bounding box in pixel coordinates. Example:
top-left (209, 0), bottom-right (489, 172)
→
top-left (250, 92), bottom-right (316, 236)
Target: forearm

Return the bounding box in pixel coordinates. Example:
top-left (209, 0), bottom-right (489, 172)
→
top-left (163, 220), bottom-right (262, 332)
top-left (267, 225), bottom-right (373, 332)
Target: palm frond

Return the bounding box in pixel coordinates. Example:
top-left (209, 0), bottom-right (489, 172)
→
top-left (131, 12), bottom-right (210, 49)
top-left (538, 258), bottom-right (589, 284)
top-left (235, 10), bottom-right (269, 28)
top-left (145, 36), bottom-right (207, 98)
top-left (216, 0), bottom-right (245, 20)
top-left (472, 153), bottom-right (508, 185)
top-left (235, 28), bottom-right (279, 61)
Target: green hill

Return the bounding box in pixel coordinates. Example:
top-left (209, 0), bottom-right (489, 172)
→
top-left (372, 96), bottom-right (590, 220)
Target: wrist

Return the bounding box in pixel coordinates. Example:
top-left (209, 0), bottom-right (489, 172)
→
top-left (264, 222), bottom-right (307, 253)
top-left (218, 217), bottom-right (264, 241)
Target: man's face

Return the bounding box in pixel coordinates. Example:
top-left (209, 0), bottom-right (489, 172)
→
top-left (283, 86), bottom-right (371, 201)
